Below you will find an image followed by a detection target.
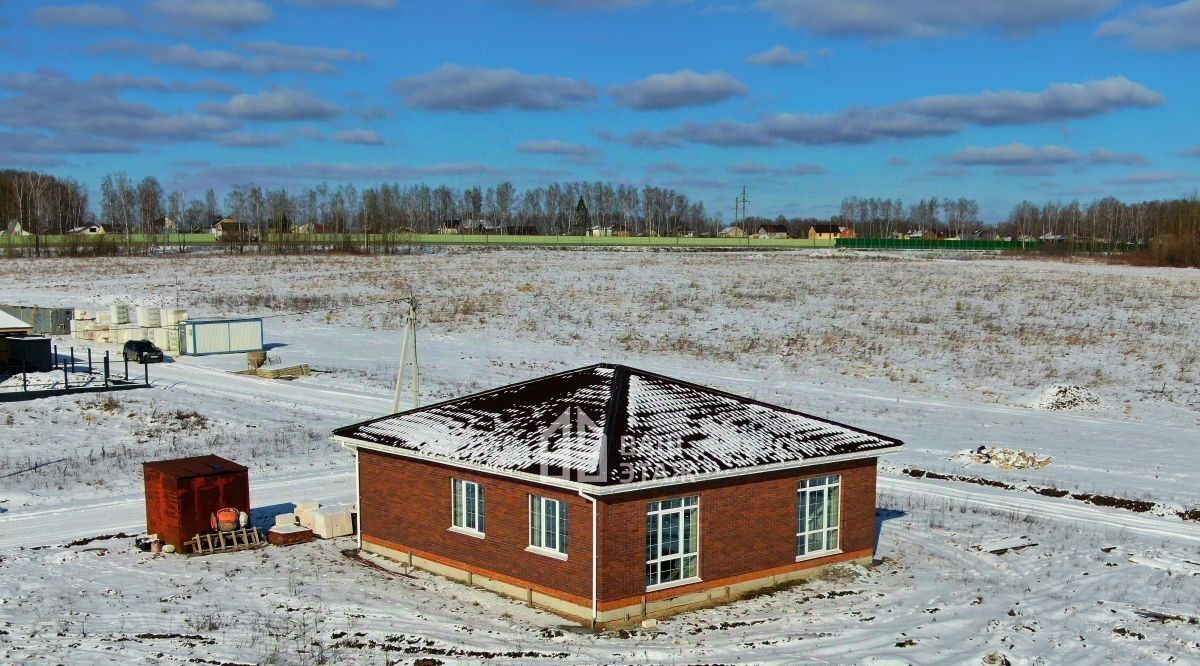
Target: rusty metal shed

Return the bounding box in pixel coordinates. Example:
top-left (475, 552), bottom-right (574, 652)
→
top-left (143, 455), bottom-right (250, 551)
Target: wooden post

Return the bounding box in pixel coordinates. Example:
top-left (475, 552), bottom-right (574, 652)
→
top-left (124, 355), bottom-right (129, 381)
top-left (144, 359), bottom-right (149, 386)
top-left (103, 352), bottom-right (109, 387)
top-left (22, 360), bottom-right (27, 392)
top-left (87, 348), bottom-right (92, 374)
top-left (70, 347), bottom-right (75, 373)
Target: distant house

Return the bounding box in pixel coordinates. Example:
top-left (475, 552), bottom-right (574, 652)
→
top-left (462, 219), bottom-right (497, 234)
top-left (439, 220), bottom-right (462, 234)
top-left (807, 224), bottom-right (854, 240)
top-left (160, 216), bottom-right (178, 233)
top-left (0, 221), bottom-right (29, 237)
top-left (717, 226), bottom-right (746, 238)
top-left (612, 225), bottom-right (632, 237)
top-left (755, 224), bottom-right (790, 239)
top-left (210, 218), bottom-right (244, 240)
top-left (333, 364), bottom-right (904, 629)
top-left (291, 223), bottom-right (335, 234)
top-left (590, 225), bottom-right (612, 237)
top-left (67, 224), bottom-right (106, 235)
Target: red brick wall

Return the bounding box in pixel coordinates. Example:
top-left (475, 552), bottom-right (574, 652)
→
top-left (597, 458), bottom-right (877, 607)
top-left (358, 449), bottom-right (593, 602)
top-left (358, 450), bottom-right (877, 611)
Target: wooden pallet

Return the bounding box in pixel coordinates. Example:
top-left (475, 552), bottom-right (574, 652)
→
top-left (186, 527), bottom-right (264, 555)
top-left (255, 364), bottom-right (310, 379)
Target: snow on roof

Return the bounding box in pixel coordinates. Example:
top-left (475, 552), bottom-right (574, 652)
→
top-left (334, 364), bottom-right (903, 487)
top-left (0, 310), bottom-right (33, 332)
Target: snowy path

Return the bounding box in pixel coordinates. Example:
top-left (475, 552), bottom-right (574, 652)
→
top-left (0, 468), bottom-right (355, 549)
top-left (151, 361), bottom-right (390, 420)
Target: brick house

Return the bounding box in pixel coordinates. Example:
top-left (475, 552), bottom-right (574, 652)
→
top-left (808, 224), bottom-right (855, 240)
top-left (332, 364), bottom-right (903, 628)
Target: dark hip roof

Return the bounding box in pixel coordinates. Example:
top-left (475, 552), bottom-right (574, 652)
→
top-left (333, 364), bottom-right (903, 487)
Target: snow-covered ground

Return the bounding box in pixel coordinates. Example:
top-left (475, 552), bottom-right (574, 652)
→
top-left (1, 249), bottom-right (1198, 663)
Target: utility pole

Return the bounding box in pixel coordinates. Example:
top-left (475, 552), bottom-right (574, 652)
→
top-left (391, 296), bottom-right (420, 414)
top-left (737, 186), bottom-right (749, 234)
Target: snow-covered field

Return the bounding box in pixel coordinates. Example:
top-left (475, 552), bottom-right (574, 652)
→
top-left (1, 249), bottom-right (1198, 664)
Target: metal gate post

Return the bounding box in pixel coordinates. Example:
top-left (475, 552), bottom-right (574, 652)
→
top-left (104, 352), bottom-right (110, 387)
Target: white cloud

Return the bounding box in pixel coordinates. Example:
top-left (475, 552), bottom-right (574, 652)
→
top-left (1097, 0), bottom-right (1200, 51)
top-left (517, 139), bottom-right (599, 156)
top-left (611, 70), bottom-right (748, 110)
top-left (331, 129), bottom-right (385, 145)
top-left (745, 45), bottom-right (828, 66)
top-left (601, 77), bottom-right (1164, 148)
top-left (935, 143), bottom-right (1079, 166)
top-left (757, 0), bottom-right (1115, 39)
top-left (727, 162), bottom-right (827, 175)
top-left (31, 4), bottom-right (134, 27)
top-left (146, 0), bottom-right (273, 31)
top-left (201, 88), bottom-right (340, 121)
top-left (393, 65), bottom-right (598, 112)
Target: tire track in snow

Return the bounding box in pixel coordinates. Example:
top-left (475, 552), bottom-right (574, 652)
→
top-left (880, 475), bottom-right (1200, 545)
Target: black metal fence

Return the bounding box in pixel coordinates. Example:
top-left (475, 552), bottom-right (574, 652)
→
top-left (0, 345), bottom-right (151, 402)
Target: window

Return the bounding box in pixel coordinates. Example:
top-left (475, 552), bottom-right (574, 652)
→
top-left (797, 474), bottom-right (840, 559)
top-left (451, 479), bottom-right (484, 535)
top-left (645, 496), bottom-right (699, 590)
top-left (529, 495), bottom-right (568, 556)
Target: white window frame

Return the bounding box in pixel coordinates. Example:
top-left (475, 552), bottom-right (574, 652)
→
top-left (450, 478), bottom-right (485, 538)
top-left (645, 496), bottom-right (700, 592)
top-left (527, 495), bottom-right (569, 560)
top-left (797, 474), bottom-right (841, 561)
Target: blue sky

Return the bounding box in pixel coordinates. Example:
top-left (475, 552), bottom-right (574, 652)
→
top-left (1, 0), bottom-right (1198, 220)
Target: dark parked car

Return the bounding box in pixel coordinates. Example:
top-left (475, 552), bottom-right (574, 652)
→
top-left (123, 339), bottom-right (164, 363)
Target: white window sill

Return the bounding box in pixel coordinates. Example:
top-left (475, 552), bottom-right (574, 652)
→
top-left (525, 545), bottom-right (568, 561)
top-left (646, 576), bottom-right (702, 593)
top-left (448, 525), bottom-right (485, 539)
top-left (795, 548), bottom-right (842, 563)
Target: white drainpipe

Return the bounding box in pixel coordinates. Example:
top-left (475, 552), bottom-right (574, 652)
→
top-left (355, 449), bottom-right (362, 550)
top-left (577, 489), bottom-right (598, 629)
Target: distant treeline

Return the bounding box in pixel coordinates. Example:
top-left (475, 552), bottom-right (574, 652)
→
top-left (1, 168), bottom-right (1197, 266)
top-left (0, 170), bottom-right (710, 239)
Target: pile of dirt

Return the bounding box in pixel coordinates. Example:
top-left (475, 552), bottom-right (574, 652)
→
top-left (954, 446), bottom-right (1052, 470)
top-left (1031, 384), bottom-right (1103, 411)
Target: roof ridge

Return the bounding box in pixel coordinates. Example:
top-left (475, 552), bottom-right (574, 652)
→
top-left (331, 362), bottom-right (610, 437)
top-left (620, 366), bottom-right (905, 447)
top-left (601, 365), bottom-right (630, 483)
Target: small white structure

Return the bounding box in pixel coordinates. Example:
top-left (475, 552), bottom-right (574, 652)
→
top-left (68, 224), bottom-right (106, 235)
top-left (0, 221), bottom-right (30, 237)
top-left (0, 310), bottom-right (33, 334)
top-left (589, 225), bottom-right (613, 237)
top-left (717, 226), bottom-right (746, 238)
top-left (179, 317), bottom-right (264, 356)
